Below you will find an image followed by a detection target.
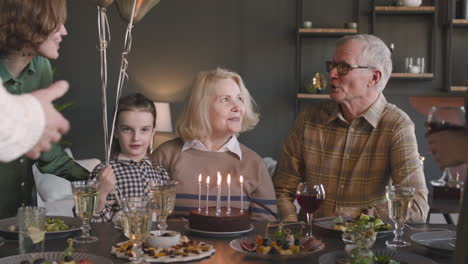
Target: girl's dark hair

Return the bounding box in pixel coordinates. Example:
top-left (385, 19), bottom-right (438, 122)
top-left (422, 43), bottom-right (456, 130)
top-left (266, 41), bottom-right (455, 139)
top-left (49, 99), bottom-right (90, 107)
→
top-left (111, 93), bottom-right (157, 157)
top-left (0, 0), bottom-right (67, 57)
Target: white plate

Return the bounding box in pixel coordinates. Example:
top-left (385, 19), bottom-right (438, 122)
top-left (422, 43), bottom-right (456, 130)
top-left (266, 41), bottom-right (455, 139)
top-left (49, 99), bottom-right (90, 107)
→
top-left (184, 224), bottom-right (254, 237)
top-left (319, 249), bottom-right (438, 264)
top-left (410, 230), bottom-right (456, 252)
top-left (230, 238), bottom-right (325, 260)
top-left (0, 216), bottom-right (82, 240)
top-left (112, 239), bottom-right (215, 263)
top-left (0, 252), bottom-right (113, 264)
top-left (314, 217), bottom-right (393, 237)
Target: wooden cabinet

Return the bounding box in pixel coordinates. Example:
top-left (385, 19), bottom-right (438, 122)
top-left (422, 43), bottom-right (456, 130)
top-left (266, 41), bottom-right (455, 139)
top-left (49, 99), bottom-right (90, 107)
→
top-left (446, 0), bottom-right (468, 92)
top-left (295, 0), bottom-right (360, 106)
top-left (371, 0), bottom-right (437, 80)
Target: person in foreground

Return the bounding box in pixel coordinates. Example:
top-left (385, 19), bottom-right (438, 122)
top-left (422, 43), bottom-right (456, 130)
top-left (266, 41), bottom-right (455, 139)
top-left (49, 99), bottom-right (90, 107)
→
top-left (426, 97), bottom-right (468, 264)
top-left (151, 68), bottom-right (277, 222)
top-left (0, 0), bottom-right (89, 218)
top-left (0, 80), bottom-right (70, 162)
top-left (273, 34), bottom-right (429, 223)
top-left (91, 93), bottom-right (170, 223)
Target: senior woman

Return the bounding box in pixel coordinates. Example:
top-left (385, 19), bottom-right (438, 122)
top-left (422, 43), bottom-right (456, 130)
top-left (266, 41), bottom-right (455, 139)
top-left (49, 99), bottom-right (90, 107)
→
top-left (151, 68), bottom-right (277, 222)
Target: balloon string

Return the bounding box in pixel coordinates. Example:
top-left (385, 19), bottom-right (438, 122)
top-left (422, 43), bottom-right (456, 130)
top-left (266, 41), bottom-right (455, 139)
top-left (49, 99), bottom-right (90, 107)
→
top-left (106, 0), bottom-right (137, 163)
top-left (98, 6), bottom-right (111, 165)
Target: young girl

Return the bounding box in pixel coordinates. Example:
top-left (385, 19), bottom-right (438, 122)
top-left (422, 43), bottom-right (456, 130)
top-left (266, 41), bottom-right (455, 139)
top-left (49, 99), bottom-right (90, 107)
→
top-left (90, 93), bottom-right (170, 222)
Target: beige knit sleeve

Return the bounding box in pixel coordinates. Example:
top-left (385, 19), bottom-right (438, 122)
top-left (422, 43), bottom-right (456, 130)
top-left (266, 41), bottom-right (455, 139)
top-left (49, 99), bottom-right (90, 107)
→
top-left (0, 82), bottom-right (45, 162)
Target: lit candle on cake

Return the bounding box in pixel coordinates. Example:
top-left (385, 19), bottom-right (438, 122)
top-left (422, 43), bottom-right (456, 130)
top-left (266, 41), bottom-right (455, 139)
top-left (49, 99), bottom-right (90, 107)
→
top-left (227, 174), bottom-right (231, 215)
top-left (198, 174), bottom-right (202, 212)
top-left (206, 176), bottom-right (210, 214)
top-left (216, 172), bottom-right (222, 216)
top-left (240, 175), bottom-right (244, 213)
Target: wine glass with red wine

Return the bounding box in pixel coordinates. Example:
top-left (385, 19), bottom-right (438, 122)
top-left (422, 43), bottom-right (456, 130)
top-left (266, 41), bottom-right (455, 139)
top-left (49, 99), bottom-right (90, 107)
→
top-left (426, 106), bottom-right (466, 187)
top-left (296, 183), bottom-right (325, 238)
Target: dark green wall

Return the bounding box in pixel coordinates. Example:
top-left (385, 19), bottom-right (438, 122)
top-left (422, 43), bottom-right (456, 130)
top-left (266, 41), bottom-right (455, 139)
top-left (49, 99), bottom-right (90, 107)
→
top-left (54, 0), bottom-right (464, 183)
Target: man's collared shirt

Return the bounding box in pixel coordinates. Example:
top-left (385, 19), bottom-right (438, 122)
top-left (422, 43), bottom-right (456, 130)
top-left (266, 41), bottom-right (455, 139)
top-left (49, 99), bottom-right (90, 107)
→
top-left (181, 135), bottom-right (242, 160)
top-left (273, 94), bottom-right (429, 223)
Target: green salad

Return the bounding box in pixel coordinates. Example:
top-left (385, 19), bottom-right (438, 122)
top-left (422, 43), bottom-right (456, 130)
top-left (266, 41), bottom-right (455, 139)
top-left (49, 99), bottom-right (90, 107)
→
top-left (44, 218), bottom-right (69, 232)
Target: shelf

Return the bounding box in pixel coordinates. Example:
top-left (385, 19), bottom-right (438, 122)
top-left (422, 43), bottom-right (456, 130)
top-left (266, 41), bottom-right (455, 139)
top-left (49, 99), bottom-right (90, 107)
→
top-left (452, 19), bottom-right (468, 27)
top-left (450, 86), bottom-right (468, 92)
top-left (390, 73), bottom-right (434, 80)
top-left (298, 28), bottom-right (358, 36)
top-left (297, 93), bottom-right (330, 99)
top-left (374, 6), bottom-right (435, 14)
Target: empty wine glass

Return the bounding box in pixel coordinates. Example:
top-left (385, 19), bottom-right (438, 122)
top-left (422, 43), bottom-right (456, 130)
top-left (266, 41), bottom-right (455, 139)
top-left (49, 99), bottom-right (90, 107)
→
top-left (121, 196), bottom-right (153, 264)
top-left (426, 106), bottom-right (466, 187)
top-left (296, 182), bottom-right (326, 238)
top-left (385, 185), bottom-right (415, 247)
top-left (71, 181), bottom-right (99, 243)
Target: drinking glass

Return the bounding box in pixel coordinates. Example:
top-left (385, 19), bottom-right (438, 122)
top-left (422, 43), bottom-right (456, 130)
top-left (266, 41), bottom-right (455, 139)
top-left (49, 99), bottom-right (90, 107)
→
top-left (296, 182), bottom-right (326, 238)
top-left (385, 185), bottom-right (415, 247)
top-left (150, 181), bottom-right (177, 230)
top-left (18, 206), bottom-right (46, 254)
top-left (72, 180), bottom-right (99, 243)
top-left (121, 197), bottom-right (153, 264)
top-left (426, 106), bottom-right (466, 187)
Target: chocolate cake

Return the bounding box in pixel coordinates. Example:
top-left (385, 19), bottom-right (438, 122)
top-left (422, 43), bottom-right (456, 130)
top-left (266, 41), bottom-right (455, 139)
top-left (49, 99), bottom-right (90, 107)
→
top-left (189, 207), bottom-right (250, 232)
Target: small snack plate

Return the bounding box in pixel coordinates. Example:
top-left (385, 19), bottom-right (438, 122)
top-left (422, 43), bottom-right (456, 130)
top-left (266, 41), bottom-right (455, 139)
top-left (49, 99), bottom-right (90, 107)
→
top-left (111, 237), bottom-right (215, 263)
top-left (184, 224), bottom-right (254, 237)
top-left (314, 217), bottom-right (393, 237)
top-left (230, 238), bottom-right (325, 260)
top-left (0, 216), bottom-right (82, 240)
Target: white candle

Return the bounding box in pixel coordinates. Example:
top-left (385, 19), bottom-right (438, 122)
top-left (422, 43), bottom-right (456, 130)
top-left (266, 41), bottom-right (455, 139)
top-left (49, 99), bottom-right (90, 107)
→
top-left (205, 176), bottom-right (210, 214)
top-left (216, 172), bottom-right (222, 216)
top-left (240, 175), bottom-right (244, 213)
top-left (198, 174), bottom-right (202, 212)
top-left (227, 174), bottom-right (231, 215)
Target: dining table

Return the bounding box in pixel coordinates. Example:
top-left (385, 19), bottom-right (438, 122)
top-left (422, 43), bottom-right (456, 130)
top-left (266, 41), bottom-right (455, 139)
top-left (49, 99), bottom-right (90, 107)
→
top-left (0, 220), bottom-right (455, 264)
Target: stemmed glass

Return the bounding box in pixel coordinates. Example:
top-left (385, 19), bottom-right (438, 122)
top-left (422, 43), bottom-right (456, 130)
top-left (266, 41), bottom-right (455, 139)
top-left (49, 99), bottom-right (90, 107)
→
top-left (121, 197), bottom-right (153, 264)
top-left (150, 181), bottom-right (177, 230)
top-left (71, 180), bottom-right (99, 243)
top-left (296, 182), bottom-right (326, 238)
top-left (426, 106), bottom-right (466, 187)
top-left (385, 185), bottom-right (415, 247)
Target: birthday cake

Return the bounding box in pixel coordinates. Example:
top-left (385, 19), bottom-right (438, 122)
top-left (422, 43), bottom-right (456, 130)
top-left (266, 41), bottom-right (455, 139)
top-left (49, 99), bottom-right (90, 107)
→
top-left (189, 207), bottom-right (250, 232)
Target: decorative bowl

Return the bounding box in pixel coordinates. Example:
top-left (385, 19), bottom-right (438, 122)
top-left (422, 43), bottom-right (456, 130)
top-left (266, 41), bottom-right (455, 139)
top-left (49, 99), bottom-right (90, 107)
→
top-left (146, 230), bottom-right (181, 248)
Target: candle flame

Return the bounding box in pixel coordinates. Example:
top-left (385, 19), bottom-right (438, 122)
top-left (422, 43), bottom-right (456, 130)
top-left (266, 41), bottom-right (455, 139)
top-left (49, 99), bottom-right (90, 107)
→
top-left (206, 176), bottom-right (210, 184)
top-left (240, 175), bottom-right (244, 184)
top-left (227, 174), bottom-right (231, 184)
top-left (217, 171), bottom-right (222, 185)
top-left (198, 173), bottom-right (202, 183)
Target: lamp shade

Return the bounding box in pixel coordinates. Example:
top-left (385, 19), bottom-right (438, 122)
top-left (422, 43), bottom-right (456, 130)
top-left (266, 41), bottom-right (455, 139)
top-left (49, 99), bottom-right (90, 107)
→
top-left (154, 102), bottom-right (173, 133)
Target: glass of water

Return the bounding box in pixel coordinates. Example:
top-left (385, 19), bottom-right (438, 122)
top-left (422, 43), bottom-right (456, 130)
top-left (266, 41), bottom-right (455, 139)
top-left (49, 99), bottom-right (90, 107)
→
top-left (18, 206), bottom-right (46, 254)
top-left (150, 181), bottom-right (178, 230)
top-left (385, 185), bottom-right (415, 247)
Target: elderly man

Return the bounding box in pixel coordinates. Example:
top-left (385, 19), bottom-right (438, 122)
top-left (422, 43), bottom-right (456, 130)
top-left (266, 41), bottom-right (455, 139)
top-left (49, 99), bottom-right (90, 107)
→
top-left (273, 34), bottom-right (429, 223)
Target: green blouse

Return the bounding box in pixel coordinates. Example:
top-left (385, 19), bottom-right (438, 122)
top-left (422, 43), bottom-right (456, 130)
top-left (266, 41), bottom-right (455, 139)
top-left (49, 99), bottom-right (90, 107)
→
top-left (0, 56), bottom-right (89, 219)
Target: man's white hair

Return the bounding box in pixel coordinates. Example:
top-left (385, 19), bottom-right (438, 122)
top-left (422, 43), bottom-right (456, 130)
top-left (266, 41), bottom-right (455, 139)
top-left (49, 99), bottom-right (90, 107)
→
top-left (337, 34), bottom-right (392, 92)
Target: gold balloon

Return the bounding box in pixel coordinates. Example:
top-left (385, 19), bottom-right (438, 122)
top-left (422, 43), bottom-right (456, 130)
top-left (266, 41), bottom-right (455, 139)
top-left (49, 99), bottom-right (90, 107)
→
top-left (115, 0), bottom-right (160, 24)
top-left (96, 0), bottom-right (114, 8)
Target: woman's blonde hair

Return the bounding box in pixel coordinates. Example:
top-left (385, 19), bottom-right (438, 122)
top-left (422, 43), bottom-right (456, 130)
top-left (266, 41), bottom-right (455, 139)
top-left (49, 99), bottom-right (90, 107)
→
top-left (177, 68), bottom-right (259, 141)
top-left (0, 0), bottom-right (67, 57)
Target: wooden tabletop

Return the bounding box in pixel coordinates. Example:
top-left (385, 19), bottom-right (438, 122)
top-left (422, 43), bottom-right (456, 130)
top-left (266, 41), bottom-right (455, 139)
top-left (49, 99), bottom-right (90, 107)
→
top-left (0, 221), bottom-right (455, 263)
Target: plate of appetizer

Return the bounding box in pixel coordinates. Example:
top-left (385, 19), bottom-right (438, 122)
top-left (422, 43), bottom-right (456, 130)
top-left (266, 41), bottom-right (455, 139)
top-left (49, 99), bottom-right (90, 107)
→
top-left (0, 216), bottom-right (81, 240)
top-left (230, 222), bottom-right (324, 259)
top-left (314, 214), bottom-right (393, 237)
top-left (111, 235), bottom-right (215, 263)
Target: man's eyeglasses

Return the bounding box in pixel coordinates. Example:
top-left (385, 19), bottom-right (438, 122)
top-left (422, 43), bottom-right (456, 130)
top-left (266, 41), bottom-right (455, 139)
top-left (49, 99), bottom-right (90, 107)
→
top-left (325, 61), bottom-right (376, 76)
